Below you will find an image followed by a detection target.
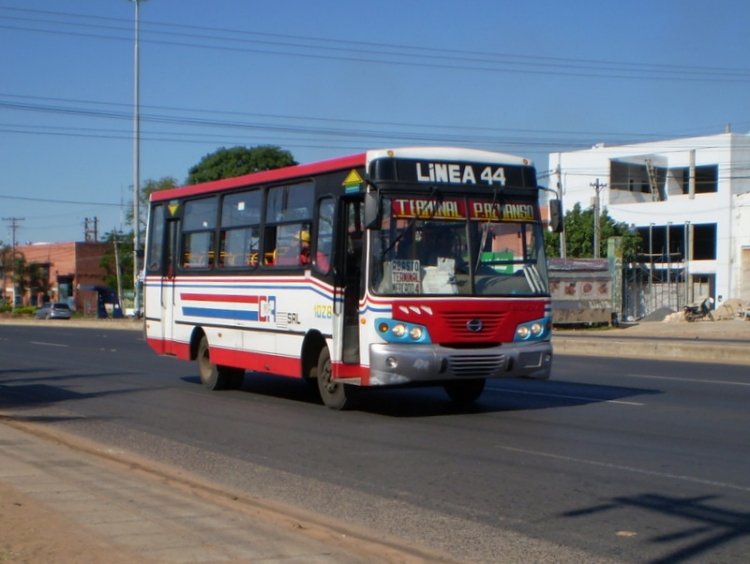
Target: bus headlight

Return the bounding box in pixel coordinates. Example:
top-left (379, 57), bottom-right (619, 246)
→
top-left (514, 317), bottom-right (551, 342)
top-left (375, 318), bottom-right (431, 344)
top-left (392, 323), bottom-right (407, 337)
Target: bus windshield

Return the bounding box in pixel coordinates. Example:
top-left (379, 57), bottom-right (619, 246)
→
top-left (370, 194), bottom-right (549, 297)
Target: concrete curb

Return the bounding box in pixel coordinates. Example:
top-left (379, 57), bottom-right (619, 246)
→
top-left (553, 335), bottom-right (750, 365)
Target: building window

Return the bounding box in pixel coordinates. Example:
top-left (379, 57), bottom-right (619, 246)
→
top-left (672, 165), bottom-right (718, 194)
top-left (636, 223), bottom-right (716, 263)
top-left (693, 223), bottom-right (716, 260)
top-left (610, 161), bottom-right (666, 199)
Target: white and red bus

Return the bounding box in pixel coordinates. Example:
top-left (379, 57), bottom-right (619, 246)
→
top-left (144, 147), bottom-right (561, 409)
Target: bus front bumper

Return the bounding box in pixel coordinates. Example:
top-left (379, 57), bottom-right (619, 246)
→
top-left (367, 341), bottom-right (552, 386)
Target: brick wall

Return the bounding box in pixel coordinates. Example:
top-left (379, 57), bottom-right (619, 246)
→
top-left (13, 242), bottom-right (111, 311)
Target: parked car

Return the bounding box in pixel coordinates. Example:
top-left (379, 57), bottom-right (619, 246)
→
top-left (35, 302), bottom-right (72, 320)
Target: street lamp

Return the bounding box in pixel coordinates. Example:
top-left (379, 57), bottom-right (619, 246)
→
top-left (130, 0), bottom-right (146, 317)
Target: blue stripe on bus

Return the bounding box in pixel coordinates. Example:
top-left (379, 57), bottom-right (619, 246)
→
top-left (182, 307), bottom-right (260, 321)
top-left (169, 283), bottom-right (336, 301)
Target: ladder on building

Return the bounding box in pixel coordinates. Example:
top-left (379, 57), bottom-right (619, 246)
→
top-left (645, 159), bottom-right (661, 202)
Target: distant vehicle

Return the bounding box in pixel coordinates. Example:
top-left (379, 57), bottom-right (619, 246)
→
top-left (36, 302), bottom-right (72, 320)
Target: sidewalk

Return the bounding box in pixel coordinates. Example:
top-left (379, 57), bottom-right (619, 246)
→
top-left (0, 418), bottom-right (447, 563)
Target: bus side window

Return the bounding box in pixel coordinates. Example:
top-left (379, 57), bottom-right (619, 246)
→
top-left (220, 190), bottom-right (261, 270)
top-left (270, 223), bottom-right (310, 267)
top-left (146, 204), bottom-right (165, 273)
top-left (181, 231), bottom-right (214, 269)
top-left (315, 198), bottom-right (334, 273)
top-left (181, 197), bottom-right (217, 270)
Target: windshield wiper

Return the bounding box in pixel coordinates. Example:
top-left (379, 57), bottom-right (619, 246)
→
top-left (474, 186), bottom-right (501, 274)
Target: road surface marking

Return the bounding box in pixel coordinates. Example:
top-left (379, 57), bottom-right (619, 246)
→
top-left (31, 341), bottom-right (69, 348)
top-left (627, 373), bottom-right (750, 387)
top-left (488, 387), bottom-right (645, 406)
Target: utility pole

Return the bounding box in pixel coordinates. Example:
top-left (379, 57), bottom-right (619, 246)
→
top-left (590, 179), bottom-right (606, 259)
top-left (113, 233), bottom-right (124, 308)
top-left (2, 217), bottom-right (25, 308)
top-left (2, 217), bottom-right (24, 250)
top-left (84, 217), bottom-right (99, 242)
top-left (556, 162), bottom-right (567, 259)
top-left (130, 0), bottom-right (147, 317)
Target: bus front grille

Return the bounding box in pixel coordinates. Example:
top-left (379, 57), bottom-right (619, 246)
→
top-left (443, 312), bottom-right (507, 341)
top-left (447, 354), bottom-right (507, 378)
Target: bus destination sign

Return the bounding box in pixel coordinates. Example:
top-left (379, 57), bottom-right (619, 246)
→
top-left (392, 198), bottom-right (536, 222)
top-left (371, 158), bottom-right (537, 188)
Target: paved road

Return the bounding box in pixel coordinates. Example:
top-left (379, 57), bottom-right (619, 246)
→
top-left (1, 321), bottom-right (750, 562)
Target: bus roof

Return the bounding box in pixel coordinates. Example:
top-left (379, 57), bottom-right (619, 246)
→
top-left (150, 152), bottom-right (366, 202)
top-left (366, 147), bottom-right (533, 167)
top-left (150, 147), bottom-right (534, 203)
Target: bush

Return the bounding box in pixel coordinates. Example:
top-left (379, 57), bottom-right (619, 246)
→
top-left (13, 306), bottom-right (37, 317)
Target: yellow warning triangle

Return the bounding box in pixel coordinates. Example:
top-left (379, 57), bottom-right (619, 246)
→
top-left (168, 202), bottom-right (180, 216)
top-left (343, 169), bottom-right (363, 188)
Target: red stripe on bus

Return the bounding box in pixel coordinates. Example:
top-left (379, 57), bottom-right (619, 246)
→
top-left (181, 293), bottom-right (261, 304)
top-left (146, 336), bottom-right (369, 385)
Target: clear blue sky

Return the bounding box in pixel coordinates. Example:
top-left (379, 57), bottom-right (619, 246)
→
top-left (1, 0), bottom-right (749, 243)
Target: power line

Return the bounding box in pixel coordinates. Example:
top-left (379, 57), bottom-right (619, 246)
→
top-left (2, 93), bottom-right (727, 155)
top-left (2, 6), bottom-right (750, 82)
top-left (0, 194), bottom-right (123, 207)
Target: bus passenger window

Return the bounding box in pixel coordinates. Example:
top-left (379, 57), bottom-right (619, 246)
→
top-left (182, 231), bottom-right (214, 269)
top-left (265, 223), bottom-right (310, 267)
top-left (220, 227), bottom-right (259, 269)
top-left (315, 199), bottom-right (334, 273)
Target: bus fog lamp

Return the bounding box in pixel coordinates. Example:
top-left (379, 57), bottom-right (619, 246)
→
top-left (386, 356), bottom-right (399, 369)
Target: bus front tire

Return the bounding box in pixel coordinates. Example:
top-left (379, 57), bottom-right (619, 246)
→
top-left (443, 378), bottom-right (485, 405)
top-left (316, 347), bottom-right (351, 410)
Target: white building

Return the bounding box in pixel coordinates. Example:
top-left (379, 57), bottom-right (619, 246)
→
top-left (550, 132), bottom-right (750, 311)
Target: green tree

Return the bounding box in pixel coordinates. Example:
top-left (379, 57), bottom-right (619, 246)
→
top-left (545, 202), bottom-right (641, 261)
top-left (187, 145), bottom-right (297, 184)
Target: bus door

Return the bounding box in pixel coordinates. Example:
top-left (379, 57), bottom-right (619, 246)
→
top-left (339, 198), bottom-right (363, 364)
top-left (160, 216), bottom-right (180, 355)
top-left (146, 202), bottom-right (179, 356)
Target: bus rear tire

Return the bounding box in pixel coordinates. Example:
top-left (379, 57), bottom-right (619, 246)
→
top-left (444, 378), bottom-right (485, 405)
top-left (316, 347), bottom-right (350, 410)
top-left (198, 335), bottom-right (231, 391)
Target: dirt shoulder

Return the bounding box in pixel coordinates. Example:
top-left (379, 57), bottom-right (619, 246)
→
top-left (0, 481), bottom-right (138, 564)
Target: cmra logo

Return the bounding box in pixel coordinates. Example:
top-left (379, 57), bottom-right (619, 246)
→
top-left (259, 296), bottom-right (276, 323)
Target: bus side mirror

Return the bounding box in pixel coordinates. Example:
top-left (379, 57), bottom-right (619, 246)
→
top-left (549, 199), bottom-right (563, 233)
top-left (364, 192), bottom-right (381, 230)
